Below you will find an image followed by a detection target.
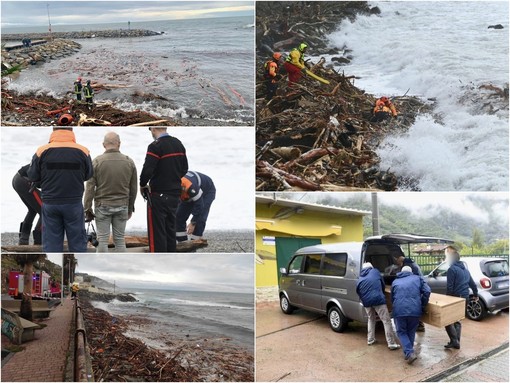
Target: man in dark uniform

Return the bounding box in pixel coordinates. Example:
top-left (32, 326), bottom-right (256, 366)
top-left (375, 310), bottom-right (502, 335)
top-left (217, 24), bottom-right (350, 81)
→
top-left (28, 127), bottom-right (93, 253)
top-left (176, 171), bottom-right (216, 242)
top-left (12, 164), bottom-right (42, 245)
top-left (140, 128), bottom-right (188, 252)
top-left (443, 246), bottom-right (479, 349)
top-left (74, 77), bottom-right (83, 101)
top-left (83, 80), bottom-right (94, 107)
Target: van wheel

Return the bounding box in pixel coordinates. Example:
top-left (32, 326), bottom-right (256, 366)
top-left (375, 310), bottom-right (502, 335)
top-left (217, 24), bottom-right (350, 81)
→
top-left (280, 295), bottom-right (295, 314)
top-left (467, 298), bottom-right (487, 321)
top-left (328, 306), bottom-right (348, 332)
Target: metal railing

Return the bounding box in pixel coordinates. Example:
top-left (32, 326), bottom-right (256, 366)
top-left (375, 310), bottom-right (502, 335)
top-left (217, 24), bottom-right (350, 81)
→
top-left (414, 254), bottom-right (509, 274)
top-left (73, 299), bottom-right (94, 382)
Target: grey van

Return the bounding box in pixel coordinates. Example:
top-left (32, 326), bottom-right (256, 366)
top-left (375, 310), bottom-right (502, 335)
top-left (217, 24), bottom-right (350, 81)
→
top-left (278, 234), bottom-right (453, 332)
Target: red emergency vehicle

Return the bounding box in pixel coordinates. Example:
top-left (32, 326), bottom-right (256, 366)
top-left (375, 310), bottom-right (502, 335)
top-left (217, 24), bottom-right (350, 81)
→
top-left (8, 270), bottom-right (61, 299)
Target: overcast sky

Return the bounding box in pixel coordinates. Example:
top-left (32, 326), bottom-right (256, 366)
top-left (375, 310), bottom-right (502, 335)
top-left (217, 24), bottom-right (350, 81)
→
top-left (75, 253), bottom-right (253, 293)
top-left (275, 191), bottom-right (509, 226)
top-left (1, 1), bottom-right (254, 26)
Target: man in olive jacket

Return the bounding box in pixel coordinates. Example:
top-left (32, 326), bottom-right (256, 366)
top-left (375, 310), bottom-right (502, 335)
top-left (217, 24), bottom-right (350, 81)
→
top-left (84, 132), bottom-right (137, 253)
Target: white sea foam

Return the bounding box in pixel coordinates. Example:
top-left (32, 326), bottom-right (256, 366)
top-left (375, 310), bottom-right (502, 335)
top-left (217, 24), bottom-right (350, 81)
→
top-left (326, 1), bottom-right (509, 190)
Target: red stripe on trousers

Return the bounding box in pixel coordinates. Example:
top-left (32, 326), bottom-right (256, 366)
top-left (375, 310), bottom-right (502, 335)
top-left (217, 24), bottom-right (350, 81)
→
top-left (148, 205), bottom-right (155, 252)
top-left (32, 190), bottom-right (42, 207)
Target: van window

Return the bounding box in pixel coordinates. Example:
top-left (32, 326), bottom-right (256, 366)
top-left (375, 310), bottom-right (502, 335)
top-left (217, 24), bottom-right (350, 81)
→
top-left (303, 254), bottom-right (322, 274)
top-left (288, 255), bottom-right (304, 274)
top-left (322, 253), bottom-right (347, 276)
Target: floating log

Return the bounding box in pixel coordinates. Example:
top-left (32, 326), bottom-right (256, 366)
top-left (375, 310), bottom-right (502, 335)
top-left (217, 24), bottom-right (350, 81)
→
top-left (1, 237), bottom-right (208, 253)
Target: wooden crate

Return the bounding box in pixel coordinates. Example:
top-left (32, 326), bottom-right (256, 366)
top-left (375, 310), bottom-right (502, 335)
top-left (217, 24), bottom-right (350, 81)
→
top-left (384, 286), bottom-right (465, 328)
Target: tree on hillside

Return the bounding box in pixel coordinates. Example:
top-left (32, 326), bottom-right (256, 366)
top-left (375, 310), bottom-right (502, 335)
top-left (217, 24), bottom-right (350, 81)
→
top-left (14, 254), bottom-right (46, 321)
top-left (472, 228), bottom-right (484, 249)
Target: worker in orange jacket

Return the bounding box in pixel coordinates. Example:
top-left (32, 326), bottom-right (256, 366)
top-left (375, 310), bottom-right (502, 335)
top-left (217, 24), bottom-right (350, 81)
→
top-left (372, 96), bottom-right (398, 122)
top-left (284, 42), bottom-right (308, 85)
top-left (264, 52), bottom-right (282, 100)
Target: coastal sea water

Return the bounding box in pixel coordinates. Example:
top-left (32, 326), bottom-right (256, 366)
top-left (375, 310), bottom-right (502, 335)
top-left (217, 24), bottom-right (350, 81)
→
top-left (326, 1), bottom-right (508, 191)
top-left (90, 289), bottom-right (254, 351)
top-left (0, 127), bottom-right (254, 233)
top-left (3, 16), bottom-right (254, 125)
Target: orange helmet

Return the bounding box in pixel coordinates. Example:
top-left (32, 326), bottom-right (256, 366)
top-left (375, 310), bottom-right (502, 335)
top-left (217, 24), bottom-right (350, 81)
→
top-left (273, 52), bottom-right (282, 60)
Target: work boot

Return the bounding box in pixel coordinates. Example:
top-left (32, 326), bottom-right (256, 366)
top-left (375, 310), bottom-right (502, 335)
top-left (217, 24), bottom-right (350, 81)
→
top-left (454, 322), bottom-right (461, 344)
top-left (406, 353), bottom-right (418, 364)
top-left (19, 232), bottom-right (30, 245)
top-left (33, 229), bottom-right (42, 245)
top-left (417, 321), bottom-right (425, 332)
top-left (444, 325), bottom-right (460, 349)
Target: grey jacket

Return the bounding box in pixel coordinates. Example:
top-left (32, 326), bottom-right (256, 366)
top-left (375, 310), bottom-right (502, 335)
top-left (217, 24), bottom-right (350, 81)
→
top-left (84, 149), bottom-right (137, 214)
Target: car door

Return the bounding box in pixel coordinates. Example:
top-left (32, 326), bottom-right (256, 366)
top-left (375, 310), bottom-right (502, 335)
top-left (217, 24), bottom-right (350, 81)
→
top-left (426, 261), bottom-right (451, 294)
top-left (299, 254), bottom-right (323, 311)
top-left (281, 254), bottom-right (305, 306)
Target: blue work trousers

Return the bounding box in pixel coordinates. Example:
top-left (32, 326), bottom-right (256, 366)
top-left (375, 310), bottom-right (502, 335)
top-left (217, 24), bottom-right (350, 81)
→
top-left (394, 316), bottom-right (420, 358)
top-left (42, 202), bottom-right (87, 252)
top-left (176, 190), bottom-right (215, 241)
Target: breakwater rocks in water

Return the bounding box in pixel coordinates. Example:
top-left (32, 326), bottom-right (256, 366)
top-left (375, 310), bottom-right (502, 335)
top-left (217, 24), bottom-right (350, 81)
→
top-left (2, 29), bottom-right (163, 41)
top-left (81, 290), bottom-right (138, 303)
top-left (1, 39), bottom-right (81, 69)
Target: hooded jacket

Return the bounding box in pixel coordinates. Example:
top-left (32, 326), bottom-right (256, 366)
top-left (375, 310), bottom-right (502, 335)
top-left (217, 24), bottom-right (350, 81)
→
top-left (446, 261), bottom-right (478, 298)
top-left (391, 271), bottom-right (431, 318)
top-left (356, 267), bottom-right (387, 307)
top-left (27, 130), bottom-right (93, 205)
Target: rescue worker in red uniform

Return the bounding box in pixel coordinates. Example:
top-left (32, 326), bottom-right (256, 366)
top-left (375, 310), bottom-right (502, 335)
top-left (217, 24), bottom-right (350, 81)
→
top-left (264, 52), bottom-right (282, 100)
top-left (139, 128), bottom-right (188, 252)
top-left (12, 164), bottom-right (42, 245)
top-left (176, 171), bottom-right (216, 242)
top-left (284, 42), bottom-right (308, 85)
top-left (372, 96), bottom-right (398, 122)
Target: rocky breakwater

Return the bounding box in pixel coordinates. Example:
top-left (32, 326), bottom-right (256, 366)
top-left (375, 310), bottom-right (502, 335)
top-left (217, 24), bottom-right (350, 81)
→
top-left (2, 29), bottom-right (163, 41)
top-left (80, 290), bottom-right (138, 303)
top-left (1, 39), bottom-right (81, 70)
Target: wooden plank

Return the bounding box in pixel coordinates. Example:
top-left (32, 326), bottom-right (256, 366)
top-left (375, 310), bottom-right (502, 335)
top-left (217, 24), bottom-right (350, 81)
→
top-left (384, 286), bottom-right (465, 328)
top-left (1, 237), bottom-right (208, 253)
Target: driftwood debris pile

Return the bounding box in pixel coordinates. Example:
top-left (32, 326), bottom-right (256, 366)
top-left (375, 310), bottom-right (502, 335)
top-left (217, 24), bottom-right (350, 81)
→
top-left (256, 61), bottom-right (429, 191)
top-left (0, 91), bottom-right (173, 126)
top-left (80, 296), bottom-right (254, 382)
top-left (81, 298), bottom-right (195, 382)
top-left (256, 1), bottom-right (432, 191)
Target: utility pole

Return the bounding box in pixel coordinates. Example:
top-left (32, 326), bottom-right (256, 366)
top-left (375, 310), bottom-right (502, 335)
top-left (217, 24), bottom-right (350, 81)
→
top-left (113, 280), bottom-right (116, 294)
top-left (47, 3), bottom-right (52, 40)
top-left (371, 192), bottom-right (380, 236)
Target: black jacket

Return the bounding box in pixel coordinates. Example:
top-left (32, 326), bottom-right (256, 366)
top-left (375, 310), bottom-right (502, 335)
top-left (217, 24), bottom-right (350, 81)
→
top-left (140, 135), bottom-right (188, 195)
top-left (27, 130), bottom-right (93, 205)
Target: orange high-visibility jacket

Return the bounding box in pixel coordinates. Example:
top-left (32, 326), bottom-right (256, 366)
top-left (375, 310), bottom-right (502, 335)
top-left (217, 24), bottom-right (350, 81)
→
top-left (374, 98), bottom-right (397, 116)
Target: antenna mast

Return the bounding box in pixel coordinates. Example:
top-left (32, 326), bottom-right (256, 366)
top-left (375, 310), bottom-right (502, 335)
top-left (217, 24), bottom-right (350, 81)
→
top-left (47, 3), bottom-right (52, 40)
